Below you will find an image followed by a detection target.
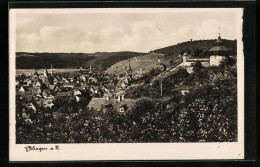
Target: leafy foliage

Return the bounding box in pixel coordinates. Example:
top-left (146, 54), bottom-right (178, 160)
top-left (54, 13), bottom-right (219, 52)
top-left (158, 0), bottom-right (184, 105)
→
top-left (17, 58), bottom-right (237, 143)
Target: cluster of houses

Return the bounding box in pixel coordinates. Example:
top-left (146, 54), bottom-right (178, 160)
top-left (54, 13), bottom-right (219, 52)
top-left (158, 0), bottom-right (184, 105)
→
top-left (16, 63), bottom-right (137, 124)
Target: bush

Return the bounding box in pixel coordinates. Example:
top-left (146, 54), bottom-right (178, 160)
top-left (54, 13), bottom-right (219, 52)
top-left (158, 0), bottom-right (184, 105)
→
top-left (193, 61), bottom-right (203, 73)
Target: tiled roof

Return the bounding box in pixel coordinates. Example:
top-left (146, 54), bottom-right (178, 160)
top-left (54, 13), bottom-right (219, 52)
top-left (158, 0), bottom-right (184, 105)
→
top-left (208, 46), bottom-right (229, 52)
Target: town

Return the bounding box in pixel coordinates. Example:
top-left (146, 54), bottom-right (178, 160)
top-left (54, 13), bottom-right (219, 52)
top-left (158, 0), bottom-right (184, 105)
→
top-left (16, 34), bottom-right (238, 143)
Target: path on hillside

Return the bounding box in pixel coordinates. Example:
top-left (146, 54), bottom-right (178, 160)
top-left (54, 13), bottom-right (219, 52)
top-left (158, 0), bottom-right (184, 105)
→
top-left (151, 58), bottom-right (183, 82)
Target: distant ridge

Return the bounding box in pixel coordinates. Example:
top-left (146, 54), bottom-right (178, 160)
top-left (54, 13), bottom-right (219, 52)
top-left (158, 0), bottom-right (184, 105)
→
top-left (16, 51), bottom-right (144, 69)
top-left (16, 39), bottom-right (236, 70)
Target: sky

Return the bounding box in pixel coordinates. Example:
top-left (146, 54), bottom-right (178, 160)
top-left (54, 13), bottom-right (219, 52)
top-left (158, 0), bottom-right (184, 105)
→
top-left (15, 9), bottom-right (239, 53)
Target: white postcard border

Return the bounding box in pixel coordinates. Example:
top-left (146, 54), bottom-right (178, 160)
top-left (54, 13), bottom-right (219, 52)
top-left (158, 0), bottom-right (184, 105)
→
top-left (9, 8), bottom-right (244, 161)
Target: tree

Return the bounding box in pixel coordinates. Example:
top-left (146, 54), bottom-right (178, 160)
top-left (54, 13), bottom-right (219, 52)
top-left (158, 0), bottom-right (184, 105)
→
top-left (130, 98), bottom-right (156, 122)
top-left (193, 61), bottom-right (203, 73)
top-left (193, 48), bottom-right (203, 57)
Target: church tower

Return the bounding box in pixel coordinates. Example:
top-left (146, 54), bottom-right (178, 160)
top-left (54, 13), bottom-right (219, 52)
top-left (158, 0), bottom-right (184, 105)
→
top-left (126, 59), bottom-right (133, 80)
top-left (43, 68), bottom-right (49, 83)
top-left (32, 69), bottom-right (39, 87)
top-left (208, 32), bottom-right (229, 57)
top-left (208, 29), bottom-right (230, 66)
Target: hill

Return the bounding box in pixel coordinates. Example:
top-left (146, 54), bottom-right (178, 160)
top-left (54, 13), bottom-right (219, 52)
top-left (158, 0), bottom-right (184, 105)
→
top-left (152, 39), bottom-right (237, 57)
top-left (106, 39), bottom-right (236, 77)
top-left (16, 52), bottom-right (144, 69)
top-left (106, 52), bottom-right (184, 78)
top-left (84, 52), bottom-right (145, 69)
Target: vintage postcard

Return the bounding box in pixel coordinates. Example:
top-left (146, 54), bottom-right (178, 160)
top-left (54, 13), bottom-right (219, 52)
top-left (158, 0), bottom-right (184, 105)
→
top-left (9, 8), bottom-right (244, 161)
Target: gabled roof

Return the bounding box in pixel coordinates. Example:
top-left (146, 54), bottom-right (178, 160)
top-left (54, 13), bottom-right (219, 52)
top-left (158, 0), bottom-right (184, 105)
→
top-left (34, 71), bottom-right (39, 76)
top-left (30, 102), bottom-right (39, 108)
top-left (20, 86), bottom-right (30, 91)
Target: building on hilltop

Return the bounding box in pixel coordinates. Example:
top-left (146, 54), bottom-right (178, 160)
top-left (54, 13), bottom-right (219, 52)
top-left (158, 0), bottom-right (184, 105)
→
top-left (182, 33), bottom-right (230, 67)
top-left (208, 33), bottom-right (230, 66)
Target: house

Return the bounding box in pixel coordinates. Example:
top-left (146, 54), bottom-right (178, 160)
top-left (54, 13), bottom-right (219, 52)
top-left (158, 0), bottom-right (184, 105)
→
top-left (208, 34), bottom-right (230, 66)
top-left (119, 104), bottom-right (128, 113)
top-left (25, 118), bottom-right (33, 124)
top-left (87, 97), bottom-right (135, 112)
top-left (31, 87), bottom-right (41, 95)
top-left (43, 99), bottom-right (54, 108)
top-left (42, 89), bottom-right (55, 98)
top-left (34, 81), bottom-right (42, 88)
top-left (19, 86), bottom-right (31, 93)
top-left (89, 86), bottom-right (97, 96)
top-left (24, 95), bottom-right (33, 102)
top-left (33, 93), bottom-right (43, 100)
top-left (54, 87), bottom-right (61, 92)
top-left (53, 77), bottom-right (58, 84)
top-left (28, 102), bottom-right (39, 113)
top-left (16, 95), bottom-right (22, 102)
top-left (182, 55), bottom-right (210, 67)
top-left (24, 79), bottom-right (32, 86)
top-left (43, 109), bottom-right (52, 118)
top-left (56, 87), bottom-right (73, 96)
top-left (80, 75), bottom-right (87, 82)
top-left (88, 77), bottom-right (98, 83)
top-left (16, 105), bottom-right (27, 117)
top-left (49, 84), bottom-right (55, 90)
top-left (73, 89), bottom-right (82, 96)
top-left (22, 108), bottom-right (34, 119)
top-left (116, 91), bottom-right (125, 102)
top-left (181, 89), bottom-right (190, 95)
top-left (62, 77), bottom-right (70, 83)
top-left (19, 81), bottom-right (27, 86)
top-left (52, 112), bottom-right (58, 118)
top-left (75, 95), bottom-right (80, 102)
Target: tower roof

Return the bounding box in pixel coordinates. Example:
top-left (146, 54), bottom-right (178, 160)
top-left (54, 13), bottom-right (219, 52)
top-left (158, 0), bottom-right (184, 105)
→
top-left (208, 45), bottom-right (229, 52)
top-left (216, 35), bottom-right (223, 43)
top-left (215, 34), bottom-right (224, 46)
top-left (208, 33), bottom-right (229, 53)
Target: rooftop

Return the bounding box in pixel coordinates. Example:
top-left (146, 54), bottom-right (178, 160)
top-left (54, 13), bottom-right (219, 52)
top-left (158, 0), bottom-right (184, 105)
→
top-left (87, 98), bottom-right (136, 111)
top-left (208, 46), bottom-right (229, 52)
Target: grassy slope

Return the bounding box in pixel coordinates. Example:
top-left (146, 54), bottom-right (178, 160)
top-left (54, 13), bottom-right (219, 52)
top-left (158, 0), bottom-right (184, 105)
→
top-left (84, 52), bottom-right (145, 69)
top-left (106, 52), bottom-right (165, 77)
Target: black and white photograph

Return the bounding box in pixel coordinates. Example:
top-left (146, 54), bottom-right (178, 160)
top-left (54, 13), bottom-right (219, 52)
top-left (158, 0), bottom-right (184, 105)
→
top-left (9, 8), bottom-right (244, 161)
